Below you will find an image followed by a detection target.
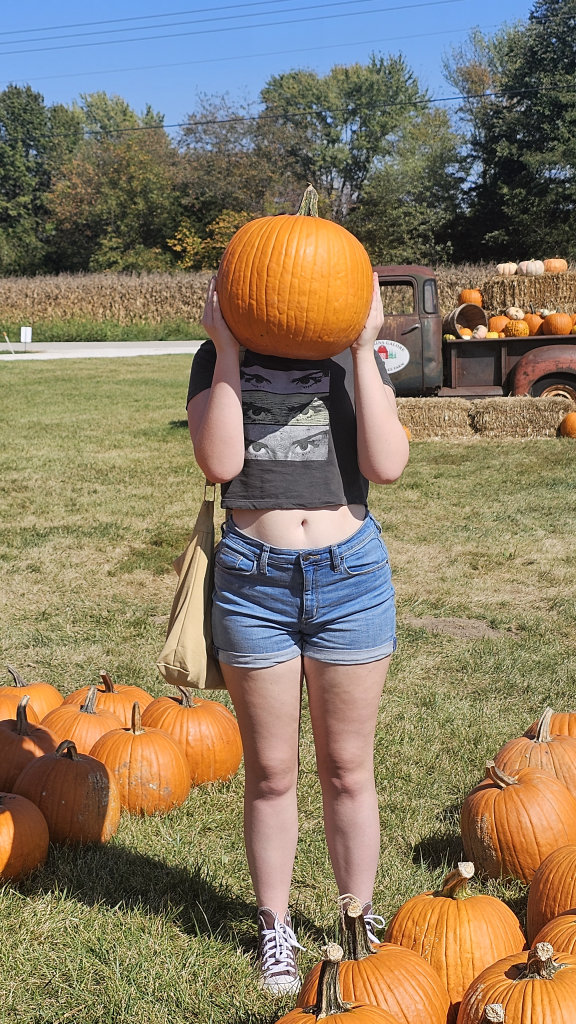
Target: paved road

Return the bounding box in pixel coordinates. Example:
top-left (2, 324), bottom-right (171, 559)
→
top-left (0, 340), bottom-right (203, 361)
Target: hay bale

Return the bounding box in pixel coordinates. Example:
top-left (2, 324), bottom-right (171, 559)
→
top-left (480, 271), bottom-right (576, 317)
top-left (470, 396), bottom-right (575, 438)
top-left (397, 398), bottom-right (473, 439)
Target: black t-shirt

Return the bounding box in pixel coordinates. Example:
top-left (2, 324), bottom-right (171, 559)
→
top-left (187, 341), bottom-right (394, 510)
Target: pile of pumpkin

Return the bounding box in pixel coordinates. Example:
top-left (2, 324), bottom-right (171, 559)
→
top-left (495, 259), bottom-right (570, 277)
top-left (274, 704), bottom-right (576, 1024)
top-left (0, 665), bottom-right (242, 879)
top-left (449, 291), bottom-right (576, 341)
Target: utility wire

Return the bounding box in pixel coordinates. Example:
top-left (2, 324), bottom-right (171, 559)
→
top-left (0, 0), bottom-right (463, 56)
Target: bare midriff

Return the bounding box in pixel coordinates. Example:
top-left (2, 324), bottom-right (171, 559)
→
top-left (231, 504), bottom-right (366, 549)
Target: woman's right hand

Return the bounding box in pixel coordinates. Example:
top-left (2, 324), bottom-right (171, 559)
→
top-left (202, 276), bottom-right (240, 355)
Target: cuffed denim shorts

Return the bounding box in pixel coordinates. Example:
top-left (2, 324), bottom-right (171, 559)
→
top-left (212, 511), bottom-right (396, 669)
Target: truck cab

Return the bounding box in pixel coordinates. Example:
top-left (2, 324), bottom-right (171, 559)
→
top-left (374, 265), bottom-right (443, 396)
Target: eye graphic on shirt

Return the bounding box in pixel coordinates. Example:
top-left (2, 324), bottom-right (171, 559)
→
top-left (246, 424), bottom-right (329, 461)
top-left (241, 369), bottom-right (273, 389)
top-left (241, 360), bottom-right (331, 462)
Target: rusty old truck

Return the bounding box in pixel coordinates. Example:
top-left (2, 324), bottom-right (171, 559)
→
top-left (375, 265), bottom-right (576, 401)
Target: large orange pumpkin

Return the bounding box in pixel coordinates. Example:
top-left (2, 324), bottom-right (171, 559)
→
top-left (297, 899), bottom-right (451, 1024)
top-left (532, 912), bottom-right (576, 954)
top-left (217, 185), bottom-right (373, 360)
top-left (459, 289), bottom-right (483, 306)
top-left (62, 670), bottom-right (154, 727)
top-left (526, 845), bottom-right (576, 942)
top-left (280, 944), bottom-right (399, 1024)
top-left (493, 707), bottom-right (576, 799)
top-left (140, 686), bottom-right (242, 785)
top-left (41, 685), bottom-right (123, 754)
top-left (460, 761), bottom-right (576, 883)
top-left (0, 696), bottom-right (58, 791)
top-left (1, 665), bottom-right (63, 721)
top-left (488, 316), bottom-right (509, 333)
top-left (89, 702), bottom-right (191, 815)
top-left (383, 862), bottom-right (526, 1020)
top-left (541, 312), bottom-right (573, 335)
top-left (0, 792), bottom-right (50, 880)
top-left (13, 739), bottom-right (121, 844)
top-left (456, 942), bottom-right (576, 1024)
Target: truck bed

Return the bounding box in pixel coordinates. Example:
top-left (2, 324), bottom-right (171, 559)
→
top-left (439, 334), bottom-right (576, 397)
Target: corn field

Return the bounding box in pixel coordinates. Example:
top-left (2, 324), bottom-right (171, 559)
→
top-left (0, 266), bottom-right (574, 327)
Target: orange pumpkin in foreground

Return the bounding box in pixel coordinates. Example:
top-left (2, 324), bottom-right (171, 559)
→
top-left (0, 791), bottom-right (50, 880)
top-left (0, 696), bottom-right (58, 791)
top-left (297, 898), bottom-right (450, 1024)
top-left (532, 912), bottom-right (576, 955)
top-left (280, 944), bottom-right (399, 1024)
top-left (456, 942), bottom-right (576, 1024)
top-left (41, 685), bottom-right (123, 755)
top-left (383, 862), bottom-right (526, 1020)
top-left (541, 312), bottom-right (573, 335)
top-left (527, 845), bottom-right (576, 942)
top-left (62, 670), bottom-right (154, 726)
top-left (493, 707), bottom-right (576, 798)
top-left (1, 665), bottom-right (63, 721)
top-left (217, 185), bottom-right (373, 360)
top-left (560, 412), bottom-right (576, 438)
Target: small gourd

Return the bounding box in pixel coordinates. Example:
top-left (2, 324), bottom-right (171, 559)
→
top-left (505, 306), bottom-right (525, 320)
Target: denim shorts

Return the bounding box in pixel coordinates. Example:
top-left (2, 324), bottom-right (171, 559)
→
top-left (212, 511), bottom-right (396, 669)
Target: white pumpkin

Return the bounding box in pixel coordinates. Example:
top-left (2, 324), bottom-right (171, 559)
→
top-left (505, 306), bottom-right (525, 320)
top-left (472, 325), bottom-right (488, 339)
top-left (517, 259), bottom-right (545, 276)
top-left (496, 262), bottom-right (517, 276)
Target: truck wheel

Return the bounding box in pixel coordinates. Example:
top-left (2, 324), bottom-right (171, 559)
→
top-left (530, 375), bottom-right (576, 401)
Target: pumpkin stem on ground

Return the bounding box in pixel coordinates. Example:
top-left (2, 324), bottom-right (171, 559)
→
top-left (485, 760), bottom-right (519, 790)
top-left (481, 1006), bottom-right (505, 1023)
top-left (339, 896), bottom-right (375, 961)
top-left (297, 184), bottom-right (319, 218)
top-left (534, 708), bottom-right (553, 743)
top-left (520, 942), bottom-right (565, 980)
top-left (130, 702), bottom-right (145, 735)
top-left (438, 861), bottom-right (475, 899)
top-left (308, 943), bottom-right (351, 1020)
top-left (99, 671), bottom-right (117, 693)
top-left (6, 664), bottom-right (27, 687)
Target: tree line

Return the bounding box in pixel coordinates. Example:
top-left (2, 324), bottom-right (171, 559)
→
top-left (1, 0), bottom-right (574, 277)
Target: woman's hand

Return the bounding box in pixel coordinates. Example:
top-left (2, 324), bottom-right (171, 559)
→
top-left (202, 276), bottom-right (240, 355)
top-left (350, 272), bottom-right (384, 354)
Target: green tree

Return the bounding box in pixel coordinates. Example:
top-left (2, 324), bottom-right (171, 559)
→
top-left (443, 1), bottom-right (576, 259)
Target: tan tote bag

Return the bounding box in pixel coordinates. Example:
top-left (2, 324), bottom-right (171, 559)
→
top-left (156, 480), bottom-right (226, 690)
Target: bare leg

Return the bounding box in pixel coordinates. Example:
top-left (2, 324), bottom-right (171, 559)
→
top-left (221, 658), bottom-right (303, 919)
top-left (304, 655), bottom-right (391, 906)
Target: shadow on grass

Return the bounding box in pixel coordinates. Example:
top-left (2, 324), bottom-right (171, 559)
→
top-left (411, 803), bottom-right (464, 872)
top-left (20, 840), bottom-right (322, 952)
top-left (169, 419), bottom-right (188, 429)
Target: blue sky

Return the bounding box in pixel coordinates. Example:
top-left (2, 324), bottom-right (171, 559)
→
top-left (1, 0), bottom-right (533, 128)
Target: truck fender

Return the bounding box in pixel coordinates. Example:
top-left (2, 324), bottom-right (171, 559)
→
top-left (510, 345), bottom-right (576, 395)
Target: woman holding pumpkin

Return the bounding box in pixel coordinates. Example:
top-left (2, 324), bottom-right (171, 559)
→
top-left (187, 256), bottom-right (408, 996)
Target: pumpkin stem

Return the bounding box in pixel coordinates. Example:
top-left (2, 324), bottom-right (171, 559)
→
top-left (534, 707), bottom-right (553, 743)
top-left (177, 686), bottom-right (197, 708)
top-left (304, 944), bottom-right (351, 1020)
top-left (519, 942), bottom-right (565, 981)
top-left (485, 760), bottom-right (519, 790)
top-left (481, 1006), bottom-right (505, 1024)
top-left (6, 664), bottom-right (27, 687)
top-left (80, 685), bottom-right (99, 715)
top-left (297, 184), bottom-right (319, 218)
top-left (15, 695), bottom-right (33, 736)
top-left (338, 895), bottom-right (375, 961)
top-left (55, 739), bottom-right (80, 760)
top-left (130, 701), bottom-right (145, 735)
top-left (438, 861), bottom-right (475, 900)
top-left (99, 670), bottom-right (117, 693)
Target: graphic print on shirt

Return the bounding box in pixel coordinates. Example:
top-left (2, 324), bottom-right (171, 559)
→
top-left (240, 361), bottom-right (330, 462)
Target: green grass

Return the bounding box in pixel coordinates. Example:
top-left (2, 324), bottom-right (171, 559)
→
top-left (1, 318), bottom-right (207, 344)
top-left (1, 356), bottom-right (576, 1022)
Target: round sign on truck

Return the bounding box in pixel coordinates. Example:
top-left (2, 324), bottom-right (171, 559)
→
top-left (374, 339), bottom-right (410, 374)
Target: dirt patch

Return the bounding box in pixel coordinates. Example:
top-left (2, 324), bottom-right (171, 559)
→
top-left (402, 615), bottom-right (513, 639)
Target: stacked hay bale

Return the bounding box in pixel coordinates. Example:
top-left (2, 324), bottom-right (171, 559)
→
top-left (398, 397), bottom-right (575, 440)
top-left (481, 271), bottom-right (576, 318)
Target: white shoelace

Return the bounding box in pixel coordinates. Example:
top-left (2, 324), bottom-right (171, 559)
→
top-left (363, 911), bottom-right (386, 944)
top-left (259, 916), bottom-right (305, 981)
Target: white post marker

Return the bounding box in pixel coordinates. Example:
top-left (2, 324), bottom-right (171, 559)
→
top-left (20, 325), bottom-right (32, 350)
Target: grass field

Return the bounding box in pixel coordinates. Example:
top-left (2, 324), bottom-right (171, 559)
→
top-left (1, 355), bottom-right (576, 1023)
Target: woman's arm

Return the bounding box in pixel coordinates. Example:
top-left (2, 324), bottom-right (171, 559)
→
top-left (351, 273), bottom-right (410, 484)
top-left (187, 277), bottom-right (246, 483)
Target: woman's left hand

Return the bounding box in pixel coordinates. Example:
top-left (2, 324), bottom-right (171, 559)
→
top-left (350, 272), bottom-right (384, 354)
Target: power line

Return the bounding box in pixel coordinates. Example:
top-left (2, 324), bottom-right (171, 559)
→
top-left (0, 0), bottom-right (463, 56)
top-left (2, 23), bottom-right (495, 88)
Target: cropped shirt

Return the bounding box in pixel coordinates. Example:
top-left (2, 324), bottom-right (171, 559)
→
top-left (187, 340), bottom-right (394, 510)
